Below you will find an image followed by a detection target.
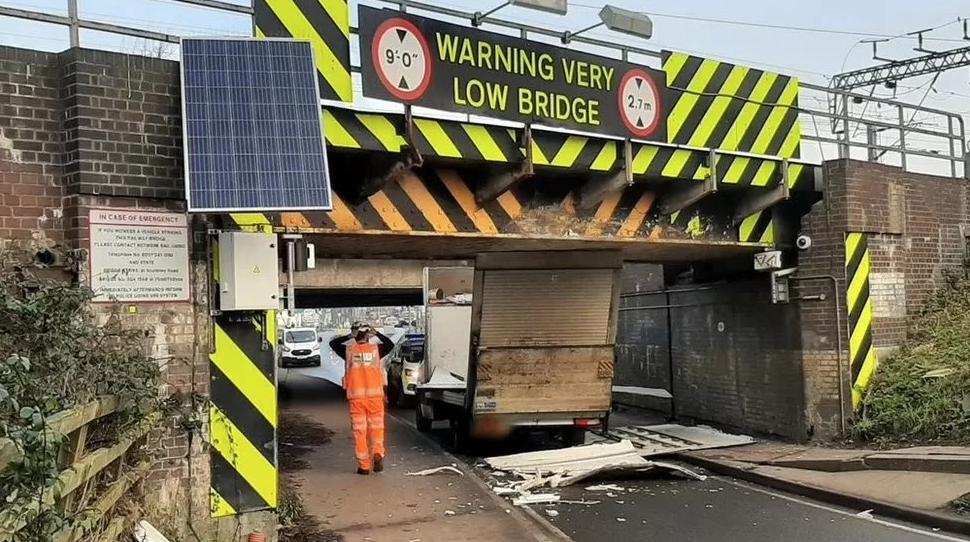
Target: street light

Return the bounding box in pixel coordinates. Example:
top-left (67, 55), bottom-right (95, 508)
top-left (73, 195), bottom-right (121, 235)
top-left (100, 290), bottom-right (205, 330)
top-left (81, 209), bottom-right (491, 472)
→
top-left (472, 0), bottom-right (568, 27)
top-left (561, 5), bottom-right (653, 44)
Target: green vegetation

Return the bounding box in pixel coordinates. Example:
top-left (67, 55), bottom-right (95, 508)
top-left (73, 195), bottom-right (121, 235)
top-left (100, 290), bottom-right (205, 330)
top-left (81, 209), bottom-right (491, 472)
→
top-left (855, 262), bottom-right (970, 445)
top-left (0, 245), bottom-right (164, 541)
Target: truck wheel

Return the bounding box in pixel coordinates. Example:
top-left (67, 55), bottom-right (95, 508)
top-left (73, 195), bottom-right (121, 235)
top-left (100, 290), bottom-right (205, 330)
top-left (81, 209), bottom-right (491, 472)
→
top-left (562, 427), bottom-right (586, 447)
top-left (415, 403), bottom-right (433, 433)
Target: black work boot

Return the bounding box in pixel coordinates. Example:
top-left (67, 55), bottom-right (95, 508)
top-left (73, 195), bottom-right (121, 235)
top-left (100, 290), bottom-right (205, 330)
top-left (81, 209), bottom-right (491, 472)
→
top-left (373, 454), bottom-right (384, 473)
top-left (356, 467), bottom-right (370, 475)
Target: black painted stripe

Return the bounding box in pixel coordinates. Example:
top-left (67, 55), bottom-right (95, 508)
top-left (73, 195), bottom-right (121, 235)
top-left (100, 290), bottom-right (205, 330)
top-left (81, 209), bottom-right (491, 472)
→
top-left (848, 279), bottom-right (870, 333)
top-left (344, 113), bottom-right (388, 151)
top-left (408, 123), bottom-right (435, 157)
top-left (211, 450), bottom-right (270, 514)
top-left (482, 197), bottom-right (514, 231)
top-left (744, 211), bottom-right (772, 242)
top-left (486, 126), bottom-right (521, 161)
top-left (765, 106), bottom-right (800, 157)
top-left (294, 0), bottom-right (349, 74)
top-left (439, 122), bottom-right (482, 161)
top-left (219, 320), bottom-right (273, 383)
top-left (736, 75), bottom-right (791, 153)
top-left (574, 139), bottom-right (607, 170)
top-left (644, 147), bottom-right (674, 179)
top-left (534, 133), bottom-right (569, 165)
top-left (851, 330), bottom-right (873, 383)
top-left (672, 61), bottom-right (733, 146)
top-left (210, 363), bottom-right (276, 466)
top-left (382, 178), bottom-right (435, 231)
top-left (254, 4), bottom-right (339, 102)
top-left (705, 67), bottom-right (764, 151)
top-left (419, 170), bottom-right (479, 233)
top-left (300, 210), bottom-right (337, 229)
top-left (671, 55), bottom-right (704, 91)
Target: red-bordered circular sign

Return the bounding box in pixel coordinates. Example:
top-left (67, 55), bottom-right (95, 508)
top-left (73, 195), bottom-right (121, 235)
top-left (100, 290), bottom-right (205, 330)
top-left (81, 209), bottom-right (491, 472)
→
top-left (371, 18), bottom-right (432, 102)
top-left (617, 68), bottom-right (661, 138)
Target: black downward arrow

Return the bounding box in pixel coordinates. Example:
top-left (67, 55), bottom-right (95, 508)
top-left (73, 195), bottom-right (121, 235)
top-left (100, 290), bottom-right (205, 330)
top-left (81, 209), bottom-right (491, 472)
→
top-left (396, 29), bottom-right (408, 42)
top-left (399, 76), bottom-right (410, 90)
top-left (635, 77), bottom-right (643, 89)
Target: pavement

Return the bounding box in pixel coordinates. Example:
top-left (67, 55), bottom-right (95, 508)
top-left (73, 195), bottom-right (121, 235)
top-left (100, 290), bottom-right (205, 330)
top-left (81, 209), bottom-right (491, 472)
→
top-left (280, 372), bottom-right (559, 542)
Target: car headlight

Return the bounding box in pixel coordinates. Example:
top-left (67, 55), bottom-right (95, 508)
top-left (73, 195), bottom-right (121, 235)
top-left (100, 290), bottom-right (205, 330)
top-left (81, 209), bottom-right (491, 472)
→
top-left (282, 346), bottom-right (291, 353)
top-left (404, 368), bottom-right (415, 377)
top-left (311, 343), bottom-right (320, 351)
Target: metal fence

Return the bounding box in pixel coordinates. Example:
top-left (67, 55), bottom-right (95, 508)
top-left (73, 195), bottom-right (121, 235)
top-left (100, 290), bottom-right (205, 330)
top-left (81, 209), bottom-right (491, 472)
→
top-left (3, 0), bottom-right (966, 179)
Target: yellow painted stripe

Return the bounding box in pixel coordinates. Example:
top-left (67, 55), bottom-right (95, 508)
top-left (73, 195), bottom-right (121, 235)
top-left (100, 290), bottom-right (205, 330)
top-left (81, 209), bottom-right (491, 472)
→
top-left (779, 118), bottom-right (802, 159)
top-left (668, 58), bottom-right (720, 142)
top-left (631, 146), bottom-right (659, 175)
top-left (750, 78), bottom-right (800, 155)
top-left (585, 191), bottom-right (621, 236)
top-left (255, 26), bottom-right (266, 38)
top-left (852, 349), bottom-right (877, 407)
top-left (439, 170), bottom-right (498, 233)
top-left (327, 194), bottom-right (362, 230)
top-left (230, 213), bottom-right (271, 232)
top-left (724, 157), bottom-right (752, 184)
top-left (368, 191), bottom-right (411, 231)
top-left (849, 304), bottom-right (872, 364)
top-left (210, 324), bottom-right (277, 427)
top-left (591, 142), bottom-right (617, 171)
top-left (787, 163), bottom-right (805, 188)
top-left (209, 405), bottom-right (277, 508)
top-left (319, 0), bottom-right (350, 39)
top-left (357, 114), bottom-right (403, 151)
top-left (265, 310), bottom-right (277, 345)
top-left (551, 136), bottom-right (587, 168)
top-left (846, 250), bottom-right (869, 315)
top-left (670, 210), bottom-right (681, 223)
top-left (751, 160), bottom-right (779, 187)
top-left (210, 488), bottom-right (237, 518)
top-left (415, 119), bottom-right (462, 157)
top-left (530, 140), bottom-right (551, 166)
top-left (265, 0), bottom-right (352, 102)
top-left (399, 173), bottom-right (458, 232)
top-left (738, 212), bottom-right (759, 241)
top-left (496, 191), bottom-right (522, 218)
top-left (462, 125), bottom-right (507, 161)
top-left (722, 72), bottom-right (778, 151)
top-left (616, 192), bottom-right (655, 237)
top-left (663, 52), bottom-right (690, 85)
top-left (323, 110), bottom-right (360, 149)
top-left (661, 149), bottom-right (696, 179)
top-left (760, 220), bottom-right (775, 243)
top-left (688, 65), bottom-right (750, 148)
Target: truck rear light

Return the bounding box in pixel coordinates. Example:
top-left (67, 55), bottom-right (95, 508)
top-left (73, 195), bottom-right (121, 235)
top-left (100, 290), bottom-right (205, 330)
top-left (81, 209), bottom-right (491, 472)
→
top-left (573, 418), bottom-right (598, 427)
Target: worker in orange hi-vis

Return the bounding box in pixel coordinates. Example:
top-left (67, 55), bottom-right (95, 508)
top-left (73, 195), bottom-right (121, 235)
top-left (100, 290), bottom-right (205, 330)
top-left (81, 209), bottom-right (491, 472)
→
top-left (329, 321), bottom-right (395, 475)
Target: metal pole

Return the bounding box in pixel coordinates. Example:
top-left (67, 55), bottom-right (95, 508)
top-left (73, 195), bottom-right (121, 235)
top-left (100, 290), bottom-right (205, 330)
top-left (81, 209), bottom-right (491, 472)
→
top-left (898, 106), bottom-right (908, 171)
top-left (67, 0), bottom-right (79, 47)
top-left (286, 240), bottom-right (296, 313)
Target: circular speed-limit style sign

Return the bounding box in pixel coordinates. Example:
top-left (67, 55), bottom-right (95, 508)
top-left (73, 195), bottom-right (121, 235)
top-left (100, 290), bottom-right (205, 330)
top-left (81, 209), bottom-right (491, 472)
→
top-left (371, 18), bottom-right (432, 101)
top-left (617, 68), bottom-right (661, 138)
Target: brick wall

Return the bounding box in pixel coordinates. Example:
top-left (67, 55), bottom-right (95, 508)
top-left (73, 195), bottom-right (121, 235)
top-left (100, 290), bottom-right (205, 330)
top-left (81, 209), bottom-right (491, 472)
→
top-left (0, 45), bottom-right (229, 533)
top-left (796, 159), bottom-right (970, 438)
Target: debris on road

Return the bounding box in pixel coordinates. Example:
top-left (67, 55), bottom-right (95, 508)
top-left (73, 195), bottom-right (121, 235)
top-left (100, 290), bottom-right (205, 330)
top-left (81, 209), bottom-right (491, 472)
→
top-left (585, 484), bottom-right (625, 492)
top-left (406, 465), bottom-right (464, 477)
top-left (512, 494), bottom-right (561, 506)
top-left (444, 510), bottom-right (456, 516)
top-left (545, 509), bottom-right (560, 517)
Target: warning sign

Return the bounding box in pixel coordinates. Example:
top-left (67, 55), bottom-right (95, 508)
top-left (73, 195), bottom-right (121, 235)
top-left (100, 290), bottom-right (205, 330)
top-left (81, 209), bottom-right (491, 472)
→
top-left (373, 17), bottom-right (432, 101)
top-left (88, 209), bottom-right (190, 303)
top-left (358, 5), bottom-right (669, 140)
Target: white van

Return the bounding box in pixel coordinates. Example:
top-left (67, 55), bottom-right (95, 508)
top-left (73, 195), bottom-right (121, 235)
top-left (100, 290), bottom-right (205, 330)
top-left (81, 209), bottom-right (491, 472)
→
top-left (279, 327), bottom-right (322, 367)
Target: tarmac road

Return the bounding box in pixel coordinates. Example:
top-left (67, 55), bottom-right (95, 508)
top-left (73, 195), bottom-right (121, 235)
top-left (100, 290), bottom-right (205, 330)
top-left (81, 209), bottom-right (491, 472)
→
top-left (286, 335), bottom-right (970, 542)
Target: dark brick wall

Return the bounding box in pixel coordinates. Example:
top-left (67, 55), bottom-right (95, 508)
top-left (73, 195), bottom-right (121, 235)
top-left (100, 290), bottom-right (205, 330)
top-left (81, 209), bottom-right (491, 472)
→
top-left (0, 48), bottom-right (64, 242)
top-left (669, 280), bottom-right (806, 439)
top-left (614, 291), bottom-right (672, 413)
top-left (796, 159), bottom-right (970, 438)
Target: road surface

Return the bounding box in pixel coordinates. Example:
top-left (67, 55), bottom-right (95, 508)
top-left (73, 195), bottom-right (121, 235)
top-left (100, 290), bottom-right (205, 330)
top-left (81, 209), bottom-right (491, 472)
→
top-left (281, 336), bottom-right (970, 542)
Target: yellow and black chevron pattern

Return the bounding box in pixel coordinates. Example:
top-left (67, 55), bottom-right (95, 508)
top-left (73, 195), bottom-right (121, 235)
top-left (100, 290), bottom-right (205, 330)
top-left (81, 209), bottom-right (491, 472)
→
top-left (323, 109), bottom-right (815, 189)
top-left (209, 233), bottom-right (278, 518)
top-left (255, 0), bottom-right (352, 102)
top-left (845, 232), bottom-right (877, 409)
top-left (739, 211), bottom-right (775, 244)
top-left (662, 51), bottom-right (802, 187)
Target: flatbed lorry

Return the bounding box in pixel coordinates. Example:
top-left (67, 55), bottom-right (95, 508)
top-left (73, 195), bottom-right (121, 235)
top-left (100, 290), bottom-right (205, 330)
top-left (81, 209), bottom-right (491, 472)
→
top-left (413, 251), bottom-right (621, 451)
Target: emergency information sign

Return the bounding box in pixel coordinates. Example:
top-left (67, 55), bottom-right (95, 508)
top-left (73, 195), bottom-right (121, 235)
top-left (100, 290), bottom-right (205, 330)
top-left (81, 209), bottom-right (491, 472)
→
top-left (358, 5), bottom-right (668, 140)
top-left (88, 209), bottom-right (190, 303)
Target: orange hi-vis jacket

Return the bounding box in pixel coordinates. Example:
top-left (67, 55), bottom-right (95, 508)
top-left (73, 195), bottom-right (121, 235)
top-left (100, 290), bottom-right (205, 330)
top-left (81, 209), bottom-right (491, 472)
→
top-left (344, 341), bottom-right (385, 399)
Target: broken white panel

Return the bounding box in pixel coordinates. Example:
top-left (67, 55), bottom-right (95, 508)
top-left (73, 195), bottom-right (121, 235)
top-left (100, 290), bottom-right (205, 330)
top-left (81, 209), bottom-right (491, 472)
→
top-left (512, 493), bottom-right (561, 506)
top-left (612, 386), bottom-right (673, 399)
top-left (607, 424), bottom-right (754, 456)
top-left (485, 440), bottom-right (648, 475)
top-left (405, 465), bottom-right (464, 477)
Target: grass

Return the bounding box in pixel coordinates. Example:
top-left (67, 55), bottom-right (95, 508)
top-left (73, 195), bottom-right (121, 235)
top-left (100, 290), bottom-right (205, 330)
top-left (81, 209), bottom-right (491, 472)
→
top-left (854, 265), bottom-right (970, 445)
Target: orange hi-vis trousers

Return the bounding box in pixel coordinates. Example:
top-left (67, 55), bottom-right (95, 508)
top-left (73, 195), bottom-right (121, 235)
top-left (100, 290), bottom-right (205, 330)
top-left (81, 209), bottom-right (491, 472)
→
top-left (349, 397), bottom-right (385, 470)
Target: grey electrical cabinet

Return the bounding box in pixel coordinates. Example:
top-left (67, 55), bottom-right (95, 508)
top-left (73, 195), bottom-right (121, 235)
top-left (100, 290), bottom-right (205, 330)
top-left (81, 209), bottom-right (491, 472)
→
top-left (218, 232), bottom-right (279, 311)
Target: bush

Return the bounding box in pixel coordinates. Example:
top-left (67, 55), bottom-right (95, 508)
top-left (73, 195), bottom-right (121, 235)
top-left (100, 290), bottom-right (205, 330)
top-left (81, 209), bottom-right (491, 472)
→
top-left (855, 263), bottom-right (970, 444)
top-left (0, 245), bottom-right (163, 541)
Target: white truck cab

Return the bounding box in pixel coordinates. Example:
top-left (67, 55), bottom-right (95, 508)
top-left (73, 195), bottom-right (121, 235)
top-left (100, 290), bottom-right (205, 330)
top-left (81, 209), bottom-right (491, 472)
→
top-left (279, 327), bottom-right (322, 367)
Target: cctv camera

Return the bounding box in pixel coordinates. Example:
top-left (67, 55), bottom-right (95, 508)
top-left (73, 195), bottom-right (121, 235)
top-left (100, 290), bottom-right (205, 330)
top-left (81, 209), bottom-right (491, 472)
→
top-left (796, 234), bottom-right (812, 251)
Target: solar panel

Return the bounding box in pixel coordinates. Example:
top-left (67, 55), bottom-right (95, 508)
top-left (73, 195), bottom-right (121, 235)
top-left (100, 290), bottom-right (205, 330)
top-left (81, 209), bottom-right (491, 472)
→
top-left (180, 38), bottom-right (333, 212)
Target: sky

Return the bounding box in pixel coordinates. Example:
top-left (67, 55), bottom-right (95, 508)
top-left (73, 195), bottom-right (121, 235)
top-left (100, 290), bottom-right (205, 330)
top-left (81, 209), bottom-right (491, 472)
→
top-left (3, 0), bottom-right (969, 175)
